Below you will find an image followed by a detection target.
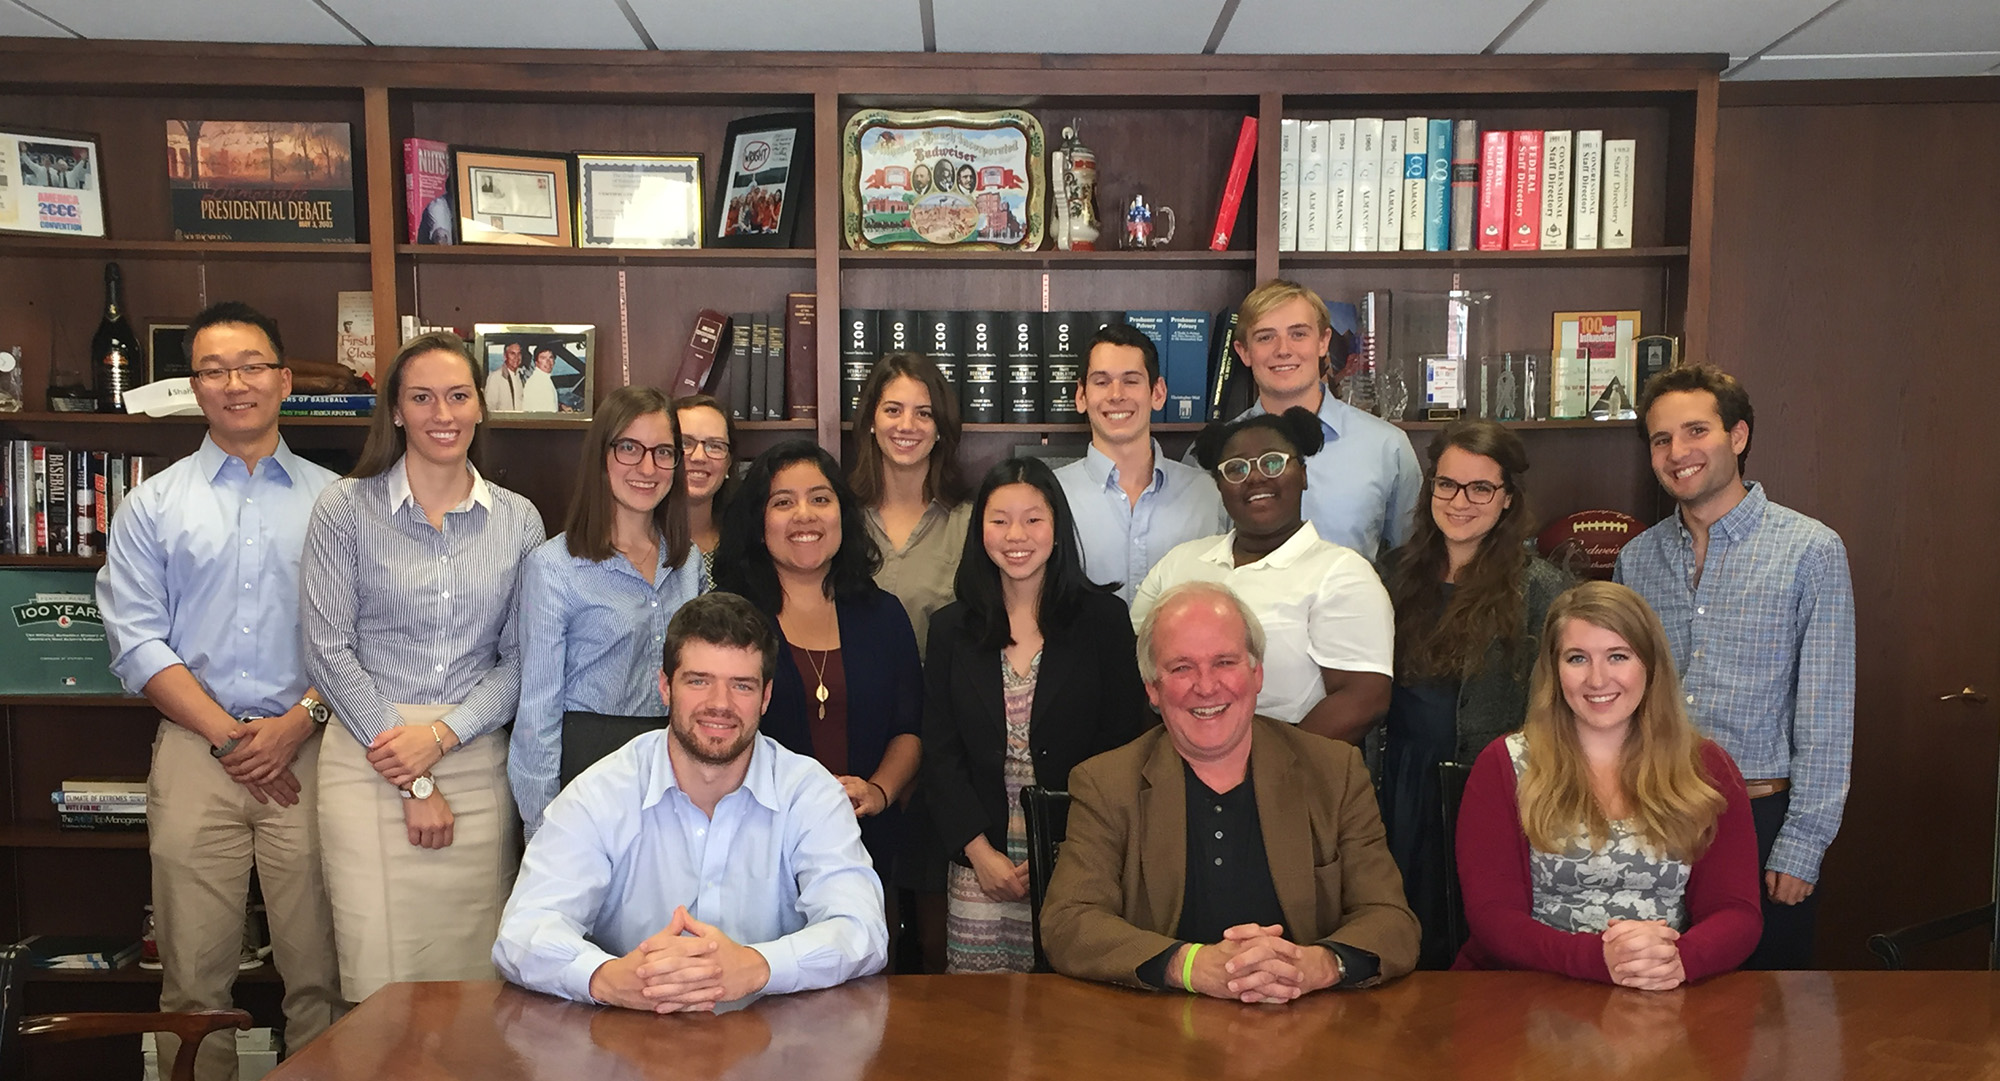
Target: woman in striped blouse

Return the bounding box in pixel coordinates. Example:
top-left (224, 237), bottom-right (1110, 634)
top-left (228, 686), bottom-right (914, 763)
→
top-left (510, 386), bottom-right (701, 838)
top-left (301, 332), bottom-right (545, 1003)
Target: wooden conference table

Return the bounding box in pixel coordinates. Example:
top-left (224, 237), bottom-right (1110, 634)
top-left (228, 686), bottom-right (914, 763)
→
top-left (267, 971), bottom-right (1999, 1081)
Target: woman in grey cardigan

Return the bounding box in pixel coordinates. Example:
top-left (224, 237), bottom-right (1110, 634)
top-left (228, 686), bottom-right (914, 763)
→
top-left (1380, 420), bottom-right (1570, 969)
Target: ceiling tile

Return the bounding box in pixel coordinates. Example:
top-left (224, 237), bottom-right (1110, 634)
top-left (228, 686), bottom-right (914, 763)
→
top-left (330, 0), bottom-right (643, 49)
top-left (1220, 0), bottom-right (1523, 54)
top-left (629, 0), bottom-right (922, 51)
top-left (1500, 0), bottom-right (1829, 55)
top-left (1770, 0), bottom-right (2000, 56)
top-left (933, 0), bottom-right (1215, 53)
top-left (28, 0), bottom-right (356, 43)
top-left (1728, 52), bottom-right (2000, 79)
top-left (0, 5), bottom-right (66, 36)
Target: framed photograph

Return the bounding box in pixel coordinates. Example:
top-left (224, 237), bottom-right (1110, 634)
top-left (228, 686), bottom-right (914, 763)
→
top-left (0, 128), bottom-right (106, 238)
top-left (575, 152), bottom-right (703, 249)
top-left (711, 113), bottom-right (811, 248)
top-left (473, 323), bottom-right (594, 417)
top-left (452, 149), bottom-right (574, 247)
top-left (166, 120), bottom-right (355, 243)
top-left (842, 108), bottom-right (1045, 251)
top-left (147, 322), bottom-right (191, 383)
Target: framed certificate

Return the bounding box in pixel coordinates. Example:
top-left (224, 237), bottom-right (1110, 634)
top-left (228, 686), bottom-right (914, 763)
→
top-left (0, 128), bottom-right (107, 238)
top-left (575, 152), bottom-right (703, 249)
top-left (452, 148), bottom-right (574, 247)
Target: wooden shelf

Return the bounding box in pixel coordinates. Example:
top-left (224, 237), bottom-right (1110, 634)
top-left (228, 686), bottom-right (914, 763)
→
top-left (0, 411), bottom-right (199, 425)
top-left (1397, 417), bottom-right (1637, 431)
top-left (841, 249), bottom-right (1255, 270)
top-left (0, 554), bottom-right (104, 568)
top-left (397, 244), bottom-right (813, 267)
top-left (846, 418), bottom-right (1624, 434)
top-left (0, 237), bottom-right (371, 260)
top-left (0, 824), bottom-right (147, 850)
top-left (1279, 246), bottom-right (1689, 269)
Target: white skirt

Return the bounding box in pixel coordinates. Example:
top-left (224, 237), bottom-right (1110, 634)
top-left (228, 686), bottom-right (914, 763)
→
top-left (317, 704), bottom-right (518, 1003)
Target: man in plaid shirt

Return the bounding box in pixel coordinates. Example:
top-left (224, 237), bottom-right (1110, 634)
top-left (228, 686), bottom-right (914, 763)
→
top-left (1616, 365), bottom-right (1854, 969)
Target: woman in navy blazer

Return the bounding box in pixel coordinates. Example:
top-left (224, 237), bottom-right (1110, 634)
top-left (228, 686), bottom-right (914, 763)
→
top-left (923, 457), bottom-right (1153, 973)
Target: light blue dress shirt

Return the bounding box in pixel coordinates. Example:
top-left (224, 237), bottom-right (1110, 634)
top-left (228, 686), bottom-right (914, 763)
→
top-left (492, 729), bottom-right (887, 1004)
top-left (1055, 439), bottom-right (1226, 604)
top-left (1223, 385), bottom-right (1423, 562)
top-left (97, 435), bottom-right (338, 717)
top-left (510, 532), bottom-right (705, 837)
top-left (1615, 482), bottom-right (1855, 883)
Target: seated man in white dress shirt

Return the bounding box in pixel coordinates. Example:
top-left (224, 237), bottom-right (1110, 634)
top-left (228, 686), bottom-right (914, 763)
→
top-left (493, 591), bottom-right (887, 1012)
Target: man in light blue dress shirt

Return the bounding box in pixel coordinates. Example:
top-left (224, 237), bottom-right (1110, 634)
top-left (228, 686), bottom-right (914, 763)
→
top-left (1056, 323), bottom-right (1226, 603)
top-left (1217, 280), bottom-right (1421, 563)
top-left (1615, 365), bottom-right (1854, 970)
top-left (494, 591), bottom-right (886, 1011)
top-left (97, 303), bottom-right (343, 1080)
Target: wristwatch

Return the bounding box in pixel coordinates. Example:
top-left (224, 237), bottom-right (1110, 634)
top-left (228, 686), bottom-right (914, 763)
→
top-left (299, 694), bottom-right (331, 725)
top-left (400, 774), bottom-right (436, 800)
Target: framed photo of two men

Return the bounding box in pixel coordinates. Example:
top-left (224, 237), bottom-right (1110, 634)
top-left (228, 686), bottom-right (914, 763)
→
top-left (474, 324), bottom-right (595, 418)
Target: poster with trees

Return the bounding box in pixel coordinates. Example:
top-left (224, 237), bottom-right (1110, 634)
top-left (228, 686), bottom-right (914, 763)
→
top-left (165, 120), bottom-right (356, 243)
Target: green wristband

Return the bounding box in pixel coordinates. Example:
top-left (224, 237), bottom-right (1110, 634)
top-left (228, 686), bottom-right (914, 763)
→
top-left (1180, 943), bottom-right (1202, 993)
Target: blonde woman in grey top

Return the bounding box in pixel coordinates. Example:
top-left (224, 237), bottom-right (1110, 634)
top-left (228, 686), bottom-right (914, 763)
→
top-left (300, 332), bottom-right (545, 1003)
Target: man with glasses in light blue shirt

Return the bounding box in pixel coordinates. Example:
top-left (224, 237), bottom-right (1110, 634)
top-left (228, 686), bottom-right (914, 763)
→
top-left (97, 302), bottom-right (343, 1080)
top-left (1056, 323), bottom-right (1226, 604)
top-left (494, 591), bottom-right (886, 1012)
top-left (1215, 280), bottom-right (1421, 563)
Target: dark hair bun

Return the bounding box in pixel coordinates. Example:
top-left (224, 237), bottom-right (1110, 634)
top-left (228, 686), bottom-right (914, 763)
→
top-left (1194, 406), bottom-right (1326, 470)
top-left (1277, 406), bottom-right (1326, 457)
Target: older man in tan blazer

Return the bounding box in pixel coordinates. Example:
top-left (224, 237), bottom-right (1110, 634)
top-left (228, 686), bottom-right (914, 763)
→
top-left (1042, 581), bottom-right (1417, 1000)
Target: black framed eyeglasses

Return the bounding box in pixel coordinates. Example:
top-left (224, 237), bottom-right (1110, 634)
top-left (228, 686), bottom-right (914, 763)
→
top-left (1431, 476), bottom-right (1502, 504)
top-left (190, 362), bottom-right (283, 386)
top-left (680, 436), bottom-right (732, 460)
top-left (610, 438), bottom-right (679, 468)
top-left (1217, 451), bottom-right (1294, 485)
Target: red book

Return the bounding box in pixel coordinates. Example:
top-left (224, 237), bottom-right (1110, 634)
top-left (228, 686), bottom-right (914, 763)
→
top-left (1477, 131), bottom-right (1510, 251)
top-left (403, 138), bottom-right (450, 244)
top-left (671, 309), bottom-right (729, 397)
top-left (785, 293), bottom-right (819, 420)
top-left (1507, 130), bottom-right (1543, 251)
top-left (1209, 116), bottom-right (1259, 251)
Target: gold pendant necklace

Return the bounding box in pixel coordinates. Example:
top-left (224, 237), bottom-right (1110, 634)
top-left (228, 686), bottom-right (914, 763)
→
top-left (803, 648), bottom-right (832, 720)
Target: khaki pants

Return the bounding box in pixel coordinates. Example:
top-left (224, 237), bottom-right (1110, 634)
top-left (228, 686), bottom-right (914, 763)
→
top-left (316, 706), bottom-right (517, 1003)
top-left (148, 721), bottom-right (343, 1081)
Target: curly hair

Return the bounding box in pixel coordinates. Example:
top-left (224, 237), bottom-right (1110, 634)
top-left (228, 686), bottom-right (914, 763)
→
top-left (1191, 406), bottom-right (1324, 471)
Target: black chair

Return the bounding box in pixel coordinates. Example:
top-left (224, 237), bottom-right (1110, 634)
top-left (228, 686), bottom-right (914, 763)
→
top-left (1, 942), bottom-right (252, 1081)
top-left (1866, 904), bottom-right (1997, 969)
top-left (1020, 786), bottom-right (1072, 974)
top-left (1438, 761), bottom-right (1475, 959)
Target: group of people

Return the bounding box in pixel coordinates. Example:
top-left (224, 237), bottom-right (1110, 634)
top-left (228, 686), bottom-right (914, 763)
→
top-left (95, 276), bottom-right (1851, 1076)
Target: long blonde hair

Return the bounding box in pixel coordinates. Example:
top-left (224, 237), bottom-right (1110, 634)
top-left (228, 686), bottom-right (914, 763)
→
top-left (1516, 582), bottom-right (1725, 860)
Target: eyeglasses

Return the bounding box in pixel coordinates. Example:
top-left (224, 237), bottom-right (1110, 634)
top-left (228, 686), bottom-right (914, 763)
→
top-left (610, 438), bottom-right (679, 468)
top-left (1217, 451), bottom-right (1295, 485)
top-left (1431, 476), bottom-right (1503, 504)
top-left (190, 362), bottom-right (283, 387)
top-left (680, 436), bottom-right (732, 460)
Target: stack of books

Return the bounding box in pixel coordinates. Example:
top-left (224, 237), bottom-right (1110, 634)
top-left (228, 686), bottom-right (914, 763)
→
top-left (19, 933), bottom-right (144, 970)
top-left (53, 777), bottom-right (147, 831)
top-left (2, 442), bottom-right (162, 557)
top-left (1277, 118), bottom-right (1636, 254)
top-left (280, 393), bottom-right (375, 417)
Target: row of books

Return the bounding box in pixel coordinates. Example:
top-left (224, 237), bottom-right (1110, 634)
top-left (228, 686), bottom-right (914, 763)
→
top-left (282, 393), bottom-right (376, 417)
top-left (53, 777), bottom-right (147, 832)
top-left (18, 933), bottom-right (143, 970)
top-left (2, 443), bottom-right (160, 557)
top-left (839, 309), bottom-right (1243, 425)
top-left (670, 298), bottom-right (820, 423)
top-left (1277, 119), bottom-right (1636, 253)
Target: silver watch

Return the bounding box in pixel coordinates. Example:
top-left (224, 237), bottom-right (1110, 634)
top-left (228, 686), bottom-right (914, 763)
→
top-left (299, 694), bottom-right (331, 725)
top-left (400, 774), bottom-right (436, 800)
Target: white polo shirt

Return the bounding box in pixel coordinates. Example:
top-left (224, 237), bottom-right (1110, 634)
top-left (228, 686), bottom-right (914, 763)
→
top-left (1131, 521), bottom-right (1393, 724)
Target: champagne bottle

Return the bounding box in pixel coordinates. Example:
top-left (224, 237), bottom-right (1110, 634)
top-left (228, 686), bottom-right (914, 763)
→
top-left (94, 262), bottom-right (138, 413)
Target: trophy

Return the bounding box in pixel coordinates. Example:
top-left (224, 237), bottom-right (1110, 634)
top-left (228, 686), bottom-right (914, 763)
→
top-left (1049, 119), bottom-right (1101, 251)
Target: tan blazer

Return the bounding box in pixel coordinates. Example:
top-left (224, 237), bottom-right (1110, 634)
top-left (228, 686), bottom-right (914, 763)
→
top-left (1041, 716), bottom-right (1420, 988)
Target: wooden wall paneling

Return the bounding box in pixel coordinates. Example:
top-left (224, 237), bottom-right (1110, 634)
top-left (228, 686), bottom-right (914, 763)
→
top-left (1680, 74), bottom-right (1719, 363)
top-left (1710, 96), bottom-right (2000, 968)
top-left (364, 86), bottom-right (398, 375)
top-left (1256, 92), bottom-right (1283, 283)
top-left (815, 86), bottom-right (842, 456)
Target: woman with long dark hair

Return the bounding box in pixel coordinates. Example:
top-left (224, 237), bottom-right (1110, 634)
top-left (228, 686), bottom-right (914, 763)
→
top-left (1379, 419), bottom-right (1570, 967)
top-left (922, 458), bottom-right (1151, 972)
top-left (510, 386), bottom-right (699, 838)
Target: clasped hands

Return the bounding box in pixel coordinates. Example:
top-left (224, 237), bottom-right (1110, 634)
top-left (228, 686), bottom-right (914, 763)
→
top-left (367, 722), bottom-right (461, 850)
top-left (1179, 923), bottom-right (1341, 1004)
top-left (1601, 918), bottom-right (1686, 991)
top-left (589, 906), bottom-right (772, 1013)
top-left (215, 709), bottom-right (313, 807)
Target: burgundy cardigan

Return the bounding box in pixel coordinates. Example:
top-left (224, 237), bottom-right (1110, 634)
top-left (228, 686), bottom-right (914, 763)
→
top-left (1453, 737), bottom-right (1763, 982)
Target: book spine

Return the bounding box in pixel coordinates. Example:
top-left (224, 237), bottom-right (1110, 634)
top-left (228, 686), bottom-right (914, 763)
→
top-left (1507, 129), bottom-right (1542, 251)
top-left (31, 444), bottom-right (47, 554)
top-left (839, 309), bottom-right (876, 421)
top-left (1603, 138), bottom-right (1635, 249)
top-left (403, 138), bottom-right (422, 244)
top-left (1402, 117), bottom-right (1429, 251)
top-left (106, 454), bottom-right (126, 531)
top-left (58, 811), bottom-right (148, 829)
top-left (1378, 121), bottom-right (1403, 255)
top-left (763, 315), bottom-right (786, 421)
top-left (1298, 120), bottom-right (1329, 252)
top-left (961, 312), bottom-right (1001, 423)
top-left (1424, 119), bottom-right (1452, 252)
top-left (1450, 119), bottom-right (1479, 251)
top-left (1352, 118), bottom-right (1382, 252)
top-left (1205, 308), bottom-right (1237, 420)
top-left (1042, 312), bottom-right (1084, 421)
top-left (672, 309), bottom-right (729, 398)
top-left (726, 314), bottom-right (753, 421)
top-left (1164, 312), bottom-right (1209, 423)
top-left (1003, 312), bottom-right (1043, 424)
top-left (53, 798), bottom-right (150, 812)
top-left (1277, 118), bottom-right (1299, 253)
top-left (1326, 119), bottom-right (1355, 252)
top-left (53, 789), bottom-right (149, 804)
top-left (1477, 131), bottom-right (1510, 252)
top-left (91, 450), bottom-right (108, 543)
top-left (1540, 130), bottom-right (1572, 251)
top-left (748, 315), bottom-right (770, 421)
top-left (1122, 312), bottom-right (1171, 423)
top-left (1573, 130), bottom-right (1604, 250)
top-left (1210, 115), bottom-right (1257, 251)
top-left (0, 440), bottom-right (12, 556)
top-left (785, 293), bottom-right (817, 419)
top-left (920, 310), bottom-right (961, 403)
top-left (71, 449), bottom-right (96, 558)
top-left (45, 445), bottom-right (67, 556)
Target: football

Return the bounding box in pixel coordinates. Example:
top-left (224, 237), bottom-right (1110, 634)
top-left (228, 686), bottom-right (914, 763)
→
top-left (1536, 510), bottom-right (1647, 580)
